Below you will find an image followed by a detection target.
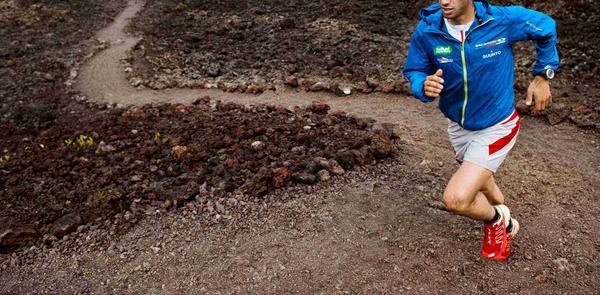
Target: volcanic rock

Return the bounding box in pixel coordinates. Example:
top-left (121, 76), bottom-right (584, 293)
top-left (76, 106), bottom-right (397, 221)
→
top-left (547, 103), bottom-right (572, 125)
top-left (284, 75), bottom-right (299, 87)
top-left (317, 170), bottom-right (331, 182)
top-left (251, 141), bottom-right (266, 151)
top-left (50, 213), bottom-right (82, 238)
top-left (293, 172), bottom-right (317, 184)
top-left (171, 145), bottom-right (189, 159)
top-left (370, 129), bottom-right (393, 159)
top-left (371, 122), bottom-right (398, 139)
top-left (334, 150), bottom-right (355, 170)
top-left (0, 227), bottom-right (37, 248)
top-left (273, 167), bottom-right (292, 188)
top-left (306, 101), bottom-right (330, 115)
top-left (309, 81), bottom-right (327, 92)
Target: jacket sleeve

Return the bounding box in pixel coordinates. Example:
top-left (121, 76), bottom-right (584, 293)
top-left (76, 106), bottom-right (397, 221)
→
top-left (504, 6), bottom-right (560, 76)
top-left (403, 26), bottom-right (436, 103)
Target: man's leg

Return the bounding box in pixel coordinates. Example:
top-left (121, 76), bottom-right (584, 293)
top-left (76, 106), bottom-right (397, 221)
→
top-left (443, 161), bottom-right (497, 221)
top-left (443, 161), bottom-right (513, 260)
top-left (481, 176), bottom-right (504, 206)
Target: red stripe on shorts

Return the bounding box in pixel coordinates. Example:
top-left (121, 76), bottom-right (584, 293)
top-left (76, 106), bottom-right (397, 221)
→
top-left (500, 110), bottom-right (518, 125)
top-left (489, 115), bottom-right (521, 155)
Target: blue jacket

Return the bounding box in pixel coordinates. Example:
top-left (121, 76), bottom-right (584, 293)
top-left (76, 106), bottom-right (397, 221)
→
top-left (403, 0), bottom-right (559, 130)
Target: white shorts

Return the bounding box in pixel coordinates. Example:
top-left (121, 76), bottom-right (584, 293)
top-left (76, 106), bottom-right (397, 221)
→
top-left (448, 110), bottom-right (521, 173)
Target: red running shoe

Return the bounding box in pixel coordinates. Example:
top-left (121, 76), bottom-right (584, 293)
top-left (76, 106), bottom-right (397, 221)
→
top-left (497, 218), bottom-right (520, 261)
top-left (481, 205), bottom-right (511, 261)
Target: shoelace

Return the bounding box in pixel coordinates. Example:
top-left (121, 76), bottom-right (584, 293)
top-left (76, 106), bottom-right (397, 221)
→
top-left (494, 223), bottom-right (504, 244)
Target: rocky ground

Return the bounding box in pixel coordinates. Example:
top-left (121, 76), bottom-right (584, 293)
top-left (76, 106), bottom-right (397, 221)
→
top-left (1, 0), bottom-right (396, 253)
top-left (0, 0), bottom-right (126, 132)
top-left (0, 98), bottom-right (396, 252)
top-left (1, 0), bottom-right (599, 294)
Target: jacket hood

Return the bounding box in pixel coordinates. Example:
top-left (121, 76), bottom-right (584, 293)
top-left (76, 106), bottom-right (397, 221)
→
top-left (420, 0), bottom-right (492, 28)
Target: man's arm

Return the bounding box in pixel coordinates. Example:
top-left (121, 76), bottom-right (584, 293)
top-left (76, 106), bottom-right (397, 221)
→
top-left (505, 6), bottom-right (560, 111)
top-left (403, 26), bottom-right (438, 103)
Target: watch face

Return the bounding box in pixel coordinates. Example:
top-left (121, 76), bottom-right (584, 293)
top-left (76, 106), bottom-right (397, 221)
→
top-left (546, 68), bottom-right (555, 79)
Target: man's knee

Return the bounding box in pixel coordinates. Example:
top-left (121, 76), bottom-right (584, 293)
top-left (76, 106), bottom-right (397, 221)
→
top-left (443, 188), bottom-right (473, 213)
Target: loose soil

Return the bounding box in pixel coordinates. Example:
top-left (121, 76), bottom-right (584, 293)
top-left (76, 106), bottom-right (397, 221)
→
top-left (1, 0), bottom-right (599, 294)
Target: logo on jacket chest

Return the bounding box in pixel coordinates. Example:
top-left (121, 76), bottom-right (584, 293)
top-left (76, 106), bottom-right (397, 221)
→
top-left (437, 57), bottom-right (454, 64)
top-left (475, 37), bottom-right (507, 49)
top-left (482, 50), bottom-right (502, 59)
top-left (434, 45), bottom-right (453, 56)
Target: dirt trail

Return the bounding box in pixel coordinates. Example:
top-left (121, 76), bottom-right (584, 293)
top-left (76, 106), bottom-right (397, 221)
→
top-left (79, 0), bottom-right (436, 126)
top-left (4, 0), bottom-right (599, 293)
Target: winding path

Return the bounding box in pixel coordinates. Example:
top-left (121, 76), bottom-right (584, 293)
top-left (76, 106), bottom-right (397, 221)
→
top-left (77, 0), bottom-right (435, 126)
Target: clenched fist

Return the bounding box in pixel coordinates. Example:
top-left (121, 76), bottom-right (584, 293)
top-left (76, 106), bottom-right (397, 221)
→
top-left (526, 75), bottom-right (552, 112)
top-left (424, 69), bottom-right (444, 98)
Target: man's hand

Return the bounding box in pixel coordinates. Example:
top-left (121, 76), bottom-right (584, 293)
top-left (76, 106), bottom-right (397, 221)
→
top-left (424, 69), bottom-right (444, 98)
top-left (526, 76), bottom-right (552, 112)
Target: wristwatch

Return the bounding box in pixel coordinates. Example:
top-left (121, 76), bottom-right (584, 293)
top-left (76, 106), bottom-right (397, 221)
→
top-left (540, 68), bottom-right (555, 80)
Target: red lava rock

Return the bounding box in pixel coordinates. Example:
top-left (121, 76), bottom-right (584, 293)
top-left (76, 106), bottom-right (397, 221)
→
top-left (355, 81), bottom-right (372, 94)
top-left (50, 213), bottom-right (82, 238)
top-left (171, 145), bottom-right (188, 159)
top-left (341, 72), bottom-right (353, 81)
top-left (309, 81), bottom-right (327, 92)
top-left (574, 103), bottom-right (589, 113)
top-left (245, 83), bottom-right (264, 94)
top-left (366, 77), bottom-right (380, 89)
top-left (284, 75), bottom-right (299, 87)
top-left (174, 104), bottom-right (188, 113)
top-left (193, 96), bottom-right (211, 105)
top-left (251, 141), bottom-right (265, 151)
top-left (295, 131), bottom-right (313, 143)
top-left (293, 172), bottom-right (317, 184)
top-left (330, 110), bottom-right (347, 117)
top-left (313, 157), bottom-right (329, 168)
top-left (393, 80), bottom-right (409, 95)
top-left (299, 79), bottom-right (317, 89)
top-left (370, 129), bottom-right (393, 159)
top-left (377, 82), bottom-right (395, 93)
top-left (237, 83), bottom-right (248, 93)
top-left (0, 227), bottom-right (37, 247)
top-left (351, 149), bottom-right (366, 166)
top-left (217, 81), bottom-right (227, 91)
top-left (334, 150), bottom-right (355, 170)
top-left (87, 188), bottom-right (124, 209)
top-left (272, 167), bottom-right (292, 188)
top-left (307, 101), bottom-right (330, 115)
top-left (160, 199), bottom-right (172, 209)
top-left (327, 159), bottom-right (345, 175)
top-left (122, 107), bottom-right (146, 119)
top-left (168, 137), bottom-right (182, 146)
top-left (317, 170), bottom-right (330, 182)
top-left (313, 157), bottom-right (344, 175)
top-left (371, 122), bottom-right (398, 139)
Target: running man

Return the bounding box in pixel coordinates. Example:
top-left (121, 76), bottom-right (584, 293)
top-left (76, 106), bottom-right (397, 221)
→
top-left (403, 0), bottom-right (559, 261)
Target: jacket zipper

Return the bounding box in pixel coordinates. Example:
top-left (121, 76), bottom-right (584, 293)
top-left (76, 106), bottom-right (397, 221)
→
top-left (459, 18), bottom-right (494, 126)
